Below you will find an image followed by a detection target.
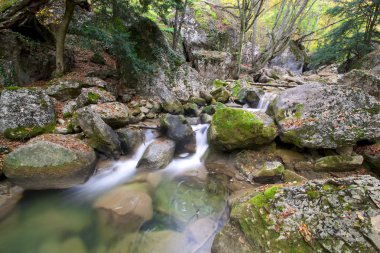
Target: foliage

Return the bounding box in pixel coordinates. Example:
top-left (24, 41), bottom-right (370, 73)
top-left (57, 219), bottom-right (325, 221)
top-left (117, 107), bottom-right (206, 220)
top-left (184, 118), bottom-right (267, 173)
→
top-left (311, 0), bottom-right (380, 68)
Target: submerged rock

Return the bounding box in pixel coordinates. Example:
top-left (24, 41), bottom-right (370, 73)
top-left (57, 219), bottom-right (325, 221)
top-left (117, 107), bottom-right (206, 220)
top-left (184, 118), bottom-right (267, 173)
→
top-left (94, 183), bottom-right (153, 228)
top-left (0, 180), bottom-right (23, 220)
top-left (215, 175), bottom-right (380, 253)
top-left (273, 83), bottom-right (380, 149)
top-left (3, 134), bottom-right (96, 189)
top-left (208, 108), bottom-right (278, 151)
top-left (137, 138), bottom-right (175, 170)
top-left (160, 114), bottom-right (196, 153)
top-left (76, 107), bottom-right (121, 159)
top-left (0, 88), bottom-right (56, 140)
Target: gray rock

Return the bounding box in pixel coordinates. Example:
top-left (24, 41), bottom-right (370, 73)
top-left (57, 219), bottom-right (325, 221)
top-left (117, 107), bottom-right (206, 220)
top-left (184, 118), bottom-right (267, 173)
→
top-left (76, 107), bottom-right (121, 159)
top-left (274, 83), bottom-right (380, 149)
top-left (62, 100), bottom-right (77, 117)
top-left (314, 155), bottom-right (364, 171)
top-left (200, 113), bottom-right (212, 124)
top-left (0, 88), bottom-right (55, 140)
top-left (200, 90), bottom-right (213, 103)
top-left (46, 79), bottom-right (83, 101)
top-left (3, 134), bottom-right (96, 189)
top-left (339, 69), bottom-right (380, 100)
top-left (84, 77), bottom-right (107, 88)
top-left (137, 138), bottom-right (175, 170)
top-left (222, 175), bottom-right (380, 253)
top-left (160, 114), bottom-right (196, 153)
top-left (252, 161), bottom-right (285, 183)
top-left (88, 102), bottom-right (129, 128)
top-left (235, 87), bottom-right (264, 107)
top-left (75, 87), bottom-right (116, 109)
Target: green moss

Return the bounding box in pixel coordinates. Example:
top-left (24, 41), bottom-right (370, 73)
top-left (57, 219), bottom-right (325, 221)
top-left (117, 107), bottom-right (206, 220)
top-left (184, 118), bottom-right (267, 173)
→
top-left (4, 123), bottom-right (56, 140)
top-left (5, 86), bottom-right (21, 91)
top-left (306, 189), bottom-right (320, 200)
top-left (295, 104), bottom-right (304, 118)
top-left (87, 92), bottom-right (100, 104)
top-left (63, 112), bottom-right (73, 119)
top-left (232, 81), bottom-right (241, 97)
top-left (213, 79), bottom-right (228, 89)
top-left (250, 186), bottom-right (279, 208)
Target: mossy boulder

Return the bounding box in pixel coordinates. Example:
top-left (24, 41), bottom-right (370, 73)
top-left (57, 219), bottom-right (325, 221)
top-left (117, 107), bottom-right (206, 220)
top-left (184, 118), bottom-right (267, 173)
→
top-left (208, 108), bottom-right (278, 151)
top-left (0, 88), bottom-right (56, 140)
top-left (3, 134), bottom-right (96, 189)
top-left (274, 83), bottom-right (380, 149)
top-left (75, 87), bottom-right (116, 109)
top-left (211, 87), bottom-right (231, 103)
top-left (215, 175), bottom-right (380, 253)
top-left (161, 100), bottom-right (184, 115)
top-left (183, 102), bottom-right (199, 117)
top-left (252, 161), bottom-right (285, 183)
top-left (315, 155), bottom-right (364, 171)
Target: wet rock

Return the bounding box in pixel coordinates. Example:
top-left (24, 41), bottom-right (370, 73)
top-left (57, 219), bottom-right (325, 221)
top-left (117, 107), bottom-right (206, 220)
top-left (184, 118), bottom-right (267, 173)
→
top-left (314, 155), bottom-right (364, 171)
top-left (160, 114), bottom-right (196, 153)
top-left (162, 100), bottom-right (184, 115)
top-left (0, 180), bottom-right (23, 220)
top-left (211, 87), bottom-right (230, 103)
top-left (46, 79), bottom-right (83, 101)
top-left (137, 138), bottom-right (175, 170)
top-left (273, 83), bottom-right (380, 149)
top-left (183, 103), bottom-right (199, 117)
top-left (88, 102), bottom-right (129, 128)
top-left (76, 107), bottom-right (121, 159)
top-left (94, 183), bottom-right (153, 228)
top-left (200, 113), bottom-right (213, 124)
top-left (212, 222), bottom-right (254, 253)
top-left (75, 87), bottom-right (116, 109)
top-left (235, 88), bottom-right (264, 107)
top-left (224, 175), bottom-right (380, 253)
top-left (0, 88), bottom-right (55, 140)
top-left (3, 134), bottom-right (96, 189)
top-left (116, 128), bottom-right (144, 155)
top-left (208, 108), bottom-right (278, 151)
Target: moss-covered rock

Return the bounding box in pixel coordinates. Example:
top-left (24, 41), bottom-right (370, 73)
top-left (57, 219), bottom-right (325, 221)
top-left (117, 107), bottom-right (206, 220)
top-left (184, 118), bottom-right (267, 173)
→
top-left (211, 87), bottom-right (231, 103)
top-left (75, 87), bottom-right (116, 109)
top-left (3, 134), bottom-right (96, 189)
top-left (252, 161), bottom-right (285, 183)
top-left (315, 155), bottom-right (364, 171)
top-left (0, 88), bottom-right (56, 140)
top-left (162, 100), bottom-right (184, 115)
top-left (208, 108), bottom-right (278, 151)
top-left (46, 79), bottom-right (84, 101)
top-left (216, 175), bottom-right (380, 253)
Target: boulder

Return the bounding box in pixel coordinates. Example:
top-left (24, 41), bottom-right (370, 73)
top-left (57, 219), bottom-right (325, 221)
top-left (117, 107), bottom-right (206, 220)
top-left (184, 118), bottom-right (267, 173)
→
top-left (208, 108), bottom-right (278, 151)
top-left (252, 161), bottom-right (285, 183)
top-left (0, 88), bottom-right (56, 140)
top-left (94, 183), bottom-right (153, 228)
top-left (88, 102), bottom-right (129, 128)
top-left (161, 100), bottom-right (184, 115)
top-left (0, 180), bottom-right (23, 220)
top-left (219, 175), bottom-right (380, 253)
top-left (46, 79), bottom-right (83, 101)
top-left (192, 50), bottom-right (233, 80)
top-left (274, 83), bottom-right (380, 149)
top-left (160, 114), bottom-right (196, 153)
top-left (211, 87), bottom-right (231, 103)
top-left (3, 134), bottom-right (96, 189)
top-left (76, 107), bottom-right (121, 159)
top-left (183, 102), bottom-right (199, 117)
top-left (235, 87), bottom-right (264, 107)
top-left (315, 155), bottom-right (364, 171)
top-left (339, 69), bottom-right (380, 100)
top-left (75, 87), bottom-right (116, 109)
top-left (116, 128), bottom-right (144, 155)
top-left (137, 138), bottom-right (175, 170)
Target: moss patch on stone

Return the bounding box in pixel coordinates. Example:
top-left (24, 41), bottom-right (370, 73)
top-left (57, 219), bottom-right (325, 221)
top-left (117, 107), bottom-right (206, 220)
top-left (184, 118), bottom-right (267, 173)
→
top-left (4, 123), bottom-right (56, 140)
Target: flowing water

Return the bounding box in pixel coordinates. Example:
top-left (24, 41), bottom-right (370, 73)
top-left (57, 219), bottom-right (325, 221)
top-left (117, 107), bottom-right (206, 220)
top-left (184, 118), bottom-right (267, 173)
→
top-left (0, 125), bottom-right (228, 253)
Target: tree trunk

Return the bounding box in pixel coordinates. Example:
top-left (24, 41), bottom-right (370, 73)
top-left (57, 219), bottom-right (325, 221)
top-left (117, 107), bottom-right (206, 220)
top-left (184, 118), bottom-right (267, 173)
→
top-left (235, 28), bottom-right (245, 79)
top-left (172, 6), bottom-right (180, 50)
top-left (55, 0), bottom-right (76, 76)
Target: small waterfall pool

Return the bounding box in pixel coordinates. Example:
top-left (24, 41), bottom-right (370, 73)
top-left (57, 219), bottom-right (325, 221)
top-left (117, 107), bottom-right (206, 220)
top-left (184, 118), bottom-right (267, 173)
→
top-left (0, 125), bottom-right (229, 253)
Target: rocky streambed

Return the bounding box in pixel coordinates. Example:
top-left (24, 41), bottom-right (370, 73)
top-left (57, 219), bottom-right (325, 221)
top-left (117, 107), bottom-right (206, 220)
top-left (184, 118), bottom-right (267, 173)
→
top-left (0, 75), bottom-right (380, 253)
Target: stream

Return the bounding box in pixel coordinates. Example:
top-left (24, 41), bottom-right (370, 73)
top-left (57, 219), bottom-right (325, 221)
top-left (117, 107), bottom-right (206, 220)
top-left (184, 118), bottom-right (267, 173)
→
top-left (0, 93), bottom-right (277, 253)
